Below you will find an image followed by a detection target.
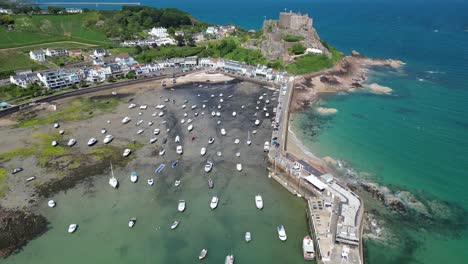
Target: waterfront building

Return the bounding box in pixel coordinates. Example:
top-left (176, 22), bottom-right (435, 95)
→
top-left (86, 67), bottom-right (106, 83)
top-left (9, 70), bottom-right (38, 88)
top-left (29, 49), bottom-right (46, 62)
top-left (37, 69), bottom-right (80, 89)
top-left (93, 49), bottom-right (106, 58)
top-left (65, 8), bottom-right (83, 14)
top-left (183, 56), bottom-right (198, 67)
top-left (149, 27), bottom-right (169, 38)
top-left (45, 48), bottom-right (68, 57)
top-left (206, 26), bottom-right (218, 35)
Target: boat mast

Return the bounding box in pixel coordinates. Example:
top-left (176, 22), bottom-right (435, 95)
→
top-left (110, 162), bottom-right (115, 179)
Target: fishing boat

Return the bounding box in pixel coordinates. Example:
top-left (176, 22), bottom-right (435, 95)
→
top-left (121, 116), bottom-right (131, 124)
top-left (123, 148), bottom-right (132, 157)
top-left (225, 255), bottom-right (234, 264)
top-left (277, 225), bottom-right (287, 241)
top-left (150, 138), bottom-right (157, 144)
top-left (128, 103), bottom-right (136, 109)
top-left (159, 148), bottom-right (166, 156)
top-left (51, 140), bottom-right (58, 147)
top-left (103, 135), bottom-right (114, 144)
top-left (210, 196), bottom-right (218, 209)
top-left (232, 111), bottom-right (237, 117)
top-left (175, 135), bottom-right (180, 143)
top-left (254, 120), bottom-right (260, 126)
top-left (137, 129), bottom-right (144, 135)
top-left (236, 164), bottom-right (242, 171)
top-left (200, 147), bottom-right (207, 156)
top-left (153, 128), bottom-right (160, 135)
top-left (68, 224), bottom-right (77, 234)
top-left (234, 139), bottom-right (240, 144)
top-left (109, 162), bottom-right (118, 188)
top-left (303, 235), bottom-right (315, 260)
top-left (170, 220), bottom-right (179, 230)
top-left (128, 217), bottom-right (136, 228)
top-left (245, 232), bottom-right (252, 242)
top-left (204, 161), bottom-right (213, 173)
top-left (155, 164), bottom-right (166, 174)
top-left (171, 160), bottom-right (178, 168)
top-left (221, 128), bottom-right (226, 135)
top-left (87, 138), bottom-right (97, 146)
top-left (101, 128), bottom-right (107, 134)
top-left (246, 131), bottom-right (252, 145)
top-left (188, 124), bottom-right (193, 131)
top-left (48, 200), bottom-right (56, 208)
top-left (67, 138), bottom-right (77, 147)
top-left (208, 137), bottom-right (215, 144)
top-left (59, 129), bottom-right (65, 135)
top-left (176, 145), bottom-right (183, 155)
top-left (208, 179), bottom-right (214, 189)
top-left (255, 195), bottom-right (263, 209)
top-left (54, 123), bottom-right (60, 128)
top-left (130, 171), bottom-right (138, 183)
top-left (178, 200), bottom-right (186, 212)
top-left (199, 249), bottom-right (208, 260)
top-left (148, 178), bottom-right (154, 186)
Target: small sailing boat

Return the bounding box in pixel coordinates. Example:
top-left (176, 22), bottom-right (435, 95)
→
top-left (109, 162), bottom-right (118, 189)
top-left (210, 196), bottom-right (219, 210)
top-left (123, 148), bottom-right (131, 157)
top-left (178, 200), bottom-right (186, 212)
top-left (208, 179), bottom-right (214, 189)
top-left (246, 131), bottom-right (252, 145)
top-left (68, 224), bottom-right (77, 234)
top-left (128, 217), bottom-right (136, 228)
top-left (130, 171), bottom-right (138, 183)
top-left (174, 180), bottom-right (181, 187)
top-left (245, 232), bottom-right (252, 242)
top-left (205, 160), bottom-right (213, 172)
top-left (255, 195), bottom-right (263, 209)
top-left (148, 178), bottom-right (154, 186)
top-left (225, 255), bottom-right (234, 264)
top-left (236, 164), bottom-right (243, 171)
top-left (277, 225), bottom-right (287, 241)
top-left (170, 220), bottom-right (179, 230)
top-left (48, 200), bottom-right (56, 208)
top-left (200, 147), bottom-right (207, 156)
top-left (103, 135), bottom-right (113, 144)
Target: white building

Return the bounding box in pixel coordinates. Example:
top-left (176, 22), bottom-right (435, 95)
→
top-left (10, 71), bottom-right (38, 88)
top-left (206, 26), bottom-right (218, 35)
top-left (45, 48), bottom-right (68, 57)
top-left (0, 8), bottom-right (12, 14)
top-left (93, 48), bottom-right (106, 58)
top-left (37, 69), bottom-right (80, 89)
top-left (306, 48), bottom-right (323, 55)
top-left (29, 49), bottom-right (46, 62)
top-left (86, 67), bottom-right (106, 83)
top-left (65, 8), bottom-right (83, 14)
top-left (149, 27), bottom-right (168, 38)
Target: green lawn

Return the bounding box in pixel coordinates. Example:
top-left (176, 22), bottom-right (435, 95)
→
top-left (282, 34), bottom-right (304, 42)
top-left (285, 41), bottom-right (343, 75)
top-left (0, 13), bottom-right (111, 49)
top-left (0, 50), bottom-right (45, 75)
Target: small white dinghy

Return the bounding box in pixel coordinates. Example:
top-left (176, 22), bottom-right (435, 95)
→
top-left (234, 139), bottom-right (240, 144)
top-left (153, 128), bottom-right (160, 135)
top-left (54, 123), bottom-right (60, 128)
top-left (170, 220), bottom-right (179, 230)
top-left (51, 140), bottom-right (58, 147)
top-left (174, 180), bottom-right (181, 187)
top-left (159, 148), bottom-right (166, 156)
top-left (210, 196), bottom-right (218, 210)
top-left (67, 138), bottom-right (76, 147)
top-left (178, 200), bottom-right (186, 212)
top-left (220, 128), bottom-right (226, 136)
top-left (68, 224), bottom-right (77, 234)
top-left (245, 232), bottom-right (252, 242)
top-left (150, 138), bottom-right (157, 144)
top-left (87, 138), bottom-right (97, 146)
top-left (199, 249), bottom-right (208, 260)
top-left (48, 200), bottom-right (56, 208)
top-left (109, 162), bottom-right (118, 189)
top-left (255, 120), bottom-right (261, 126)
top-left (232, 111), bottom-right (237, 117)
top-left (128, 217), bottom-right (136, 228)
top-left (176, 145), bottom-right (183, 155)
top-left (101, 128), bottom-right (107, 134)
top-left (225, 255), bottom-right (234, 264)
top-left (137, 129), bottom-right (144, 135)
top-left (187, 124), bottom-right (193, 131)
top-left (59, 129), bottom-right (65, 135)
top-left (236, 163), bottom-right (243, 171)
top-left (130, 171), bottom-right (138, 183)
top-left (148, 178), bottom-right (154, 186)
top-left (123, 148), bottom-right (131, 157)
top-left (200, 147), bottom-right (207, 156)
top-left (277, 225), bottom-right (287, 241)
top-left (175, 135), bottom-right (180, 143)
top-left (208, 137), bottom-right (215, 144)
top-left (255, 194), bottom-right (263, 210)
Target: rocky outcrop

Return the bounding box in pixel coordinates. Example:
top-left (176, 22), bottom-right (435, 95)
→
top-left (0, 208), bottom-right (48, 257)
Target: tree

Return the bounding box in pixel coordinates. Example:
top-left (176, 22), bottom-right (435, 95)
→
top-left (79, 79), bottom-right (88, 87)
top-left (290, 44), bottom-right (306, 55)
top-left (135, 45), bottom-right (143, 54)
top-left (0, 14), bottom-right (14, 26)
top-left (175, 35), bottom-right (185, 47)
top-left (126, 70), bottom-right (136, 79)
top-left (185, 35), bottom-right (195, 47)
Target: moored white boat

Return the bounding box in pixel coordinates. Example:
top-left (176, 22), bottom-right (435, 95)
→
top-left (48, 200), bottom-right (56, 208)
top-left (175, 135), bottom-right (180, 142)
top-left (59, 129), bottom-right (64, 134)
top-left (109, 162), bottom-right (118, 188)
top-left (54, 123), bottom-right (60, 128)
top-left (101, 128), bottom-right (107, 134)
top-left (51, 140), bottom-right (58, 147)
top-left (303, 235), bottom-right (315, 260)
top-left (208, 137), bottom-right (215, 144)
top-left (174, 180), bottom-right (181, 187)
top-left (87, 138), bottom-right (97, 146)
top-left (187, 124), bottom-right (193, 131)
top-left (128, 217), bottom-right (136, 228)
top-left (199, 249), bottom-right (208, 260)
top-left (232, 111), bottom-right (237, 117)
top-left (254, 120), bottom-right (260, 126)
top-left (178, 200), bottom-right (186, 212)
top-left (159, 148), bottom-right (166, 156)
top-left (170, 220), bottom-right (179, 230)
top-left (245, 232), bottom-right (252, 242)
top-left (137, 129), bottom-right (144, 135)
top-left (255, 195), bottom-right (263, 209)
top-left (210, 196), bottom-right (218, 209)
top-left (153, 128), bottom-right (160, 135)
top-left (264, 141), bottom-right (270, 152)
top-left (204, 160), bottom-right (213, 173)
top-left (246, 131), bottom-right (252, 145)
top-left (121, 116), bottom-right (131, 124)
top-left (234, 139), bottom-right (240, 144)
top-left (130, 171), bottom-right (138, 183)
top-left (220, 128), bottom-right (226, 135)
top-left (236, 163), bottom-right (242, 171)
top-left (176, 145), bottom-right (183, 155)
top-left (150, 138), bottom-right (157, 144)
top-left (225, 255), bottom-right (234, 264)
top-left (103, 135), bottom-right (114, 144)
top-left (26, 176), bottom-right (36, 182)
top-left (123, 148), bottom-right (131, 157)
top-left (67, 138), bottom-right (76, 147)
top-left (148, 178), bottom-right (154, 186)
top-left (208, 178), bottom-right (214, 189)
top-left (277, 225), bottom-right (287, 241)
top-left (68, 224), bottom-right (77, 234)
top-left (200, 147), bottom-right (207, 156)
top-left (128, 103), bottom-right (136, 109)
top-left (180, 119), bottom-right (186, 124)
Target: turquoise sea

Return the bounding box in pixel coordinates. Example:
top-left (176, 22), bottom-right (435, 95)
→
top-left (32, 0), bottom-right (468, 263)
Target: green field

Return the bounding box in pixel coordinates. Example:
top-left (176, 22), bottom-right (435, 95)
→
top-left (285, 41), bottom-right (342, 74)
top-left (0, 13), bottom-right (111, 49)
top-left (0, 50), bottom-right (45, 75)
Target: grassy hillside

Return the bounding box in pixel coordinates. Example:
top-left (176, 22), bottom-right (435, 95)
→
top-left (0, 13), bottom-right (111, 48)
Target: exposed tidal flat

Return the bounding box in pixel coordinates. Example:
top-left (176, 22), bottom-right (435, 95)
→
top-left (0, 79), bottom-right (311, 263)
